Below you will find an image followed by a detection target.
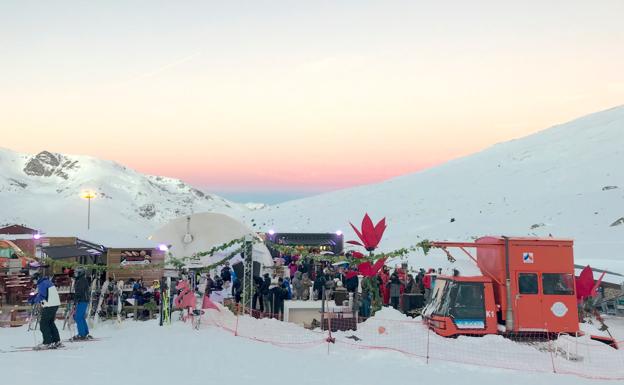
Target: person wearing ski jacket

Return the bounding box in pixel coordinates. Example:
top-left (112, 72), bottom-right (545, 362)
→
top-left (301, 273), bottom-right (313, 300)
top-left (231, 277), bottom-right (242, 303)
top-left (72, 268), bottom-right (92, 340)
top-left (283, 277), bottom-right (292, 300)
top-left (405, 274), bottom-right (419, 294)
top-left (386, 272), bottom-right (404, 310)
top-left (29, 273), bottom-right (61, 348)
top-left (220, 264), bottom-right (232, 283)
top-left (423, 268), bottom-right (435, 304)
top-left (252, 275), bottom-right (265, 312)
top-left (205, 276), bottom-right (214, 296)
top-left (269, 278), bottom-right (288, 318)
top-left (313, 270), bottom-right (327, 300)
top-left (292, 271), bottom-right (303, 300)
top-left (262, 273), bottom-right (271, 310)
top-left (378, 267), bottom-right (390, 306)
top-left (345, 270), bottom-right (359, 293)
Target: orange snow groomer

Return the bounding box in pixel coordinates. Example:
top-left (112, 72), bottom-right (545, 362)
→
top-left (423, 236), bottom-right (579, 337)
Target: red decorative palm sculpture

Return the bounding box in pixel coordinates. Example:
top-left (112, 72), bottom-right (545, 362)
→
top-left (576, 265), bottom-right (606, 302)
top-left (347, 214), bottom-right (388, 277)
top-left (356, 258), bottom-right (387, 277)
top-left (347, 213), bottom-right (386, 252)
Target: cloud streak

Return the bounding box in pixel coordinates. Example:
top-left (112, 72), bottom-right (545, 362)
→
top-left (137, 51), bottom-right (202, 80)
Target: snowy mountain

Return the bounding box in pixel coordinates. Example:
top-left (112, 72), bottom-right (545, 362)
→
top-left (243, 106), bottom-right (624, 272)
top-left (2, 107), bottom-right (623, 272)
top-left (0, 148), bottom-right (259, 246)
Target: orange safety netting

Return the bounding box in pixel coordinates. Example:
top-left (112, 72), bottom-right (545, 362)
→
top-left (194, 307), bottom-right (624, 381)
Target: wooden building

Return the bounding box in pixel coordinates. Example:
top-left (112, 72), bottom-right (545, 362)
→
top-left (106, 247), bottom-right (165, 283)
top-left (0, 224), bottom-right (39, 257)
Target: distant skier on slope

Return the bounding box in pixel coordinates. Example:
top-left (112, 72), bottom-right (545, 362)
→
top-left (29, 272), bottom-right (62, 349)
top-left (71, 267), bottom-right (93, 341)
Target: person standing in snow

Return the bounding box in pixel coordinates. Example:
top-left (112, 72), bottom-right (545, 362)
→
top-left (423, 268), bottom-right (435, 304)
top-left (378, 266), bottom-right (390, 306)
top-left (301, 273), bottom-right (312, 300)
top-left (252, 275), bottom-right (265, 312)
top-left (29, 272), bottom-right (62, 349)
top-left (221, 263), bottom-right (232, 285)
top-left (283, 276), bottom-right (292, 300)
top-left (205, 275), bottom-right (214, 297)
top-left (386, 272), bottom-right (405, 310)
top-left (71, 267), bottom-right (92, 340)
top-left (232, 277), bottom-right (242, 304)
top-left (269, 278), bottom-right (288, 318)
top-left (262, 273), bottom-right (271, 310)
top-left (405, 274), bottom-right (418, 294)
top-left (292, 271), bottom-right (303, 300)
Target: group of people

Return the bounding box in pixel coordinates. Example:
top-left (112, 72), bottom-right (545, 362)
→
top-left (28, 267), bottom-right (93, 350)
top-left (243, 258), bottom-right (455, 318)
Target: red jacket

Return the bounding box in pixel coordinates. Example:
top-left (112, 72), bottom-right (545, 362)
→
top-left (423, 274), bottom-right (431, 289)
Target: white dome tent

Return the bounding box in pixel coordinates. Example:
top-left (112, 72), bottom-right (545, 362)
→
top-left (150, 212), bottom-right (273, 270)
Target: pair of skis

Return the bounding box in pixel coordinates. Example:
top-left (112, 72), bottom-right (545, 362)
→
top-left (62, 301), bottom-right (75, 331)
top-left (1, 345), bottom-right (79, 353)
top-left (93, 279), bottom-right (124, 323)
top-left (2, 338), bottom-right (104, 354)
top-left (160, 277), bottom-right (172, 326)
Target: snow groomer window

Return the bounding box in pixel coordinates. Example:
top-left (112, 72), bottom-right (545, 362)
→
top-left (542, 273), bottom-right (574, 295)
top-left (518, 273), bottom-right (538, 294)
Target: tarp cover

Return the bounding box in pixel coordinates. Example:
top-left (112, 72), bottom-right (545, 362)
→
top-left (42, 245), bottom-right (103, 260)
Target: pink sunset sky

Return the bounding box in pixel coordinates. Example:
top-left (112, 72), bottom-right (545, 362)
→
top-left (1, 1), bottom-right (623, 201)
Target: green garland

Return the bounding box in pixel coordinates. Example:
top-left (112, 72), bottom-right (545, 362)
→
top-left (39, 238), bottom-right (446, 281)
top-left (267, 240), bottom-right (433, 267)
top-left (166, 237), bottom-right (260, 273)
top-left (40, 237), bottom-right (257, 275)
top-left (42, 258), bottom-right (165, 273)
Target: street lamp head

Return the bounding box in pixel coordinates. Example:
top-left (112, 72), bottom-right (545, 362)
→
top-left (80, 190), bottom-right (97, 199)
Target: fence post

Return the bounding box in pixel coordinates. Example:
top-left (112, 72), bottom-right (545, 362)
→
top-left (549, 338), bottom-right (557, 373)
top-left (234, 305), bottom-right (239, 336)
top-left (426, 323), bottom-right (430, 364)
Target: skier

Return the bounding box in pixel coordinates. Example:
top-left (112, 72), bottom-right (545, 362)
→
top-left (29, 272), bottom-right (62, 349)
top-left (71, 267), bottom-right (93, 341)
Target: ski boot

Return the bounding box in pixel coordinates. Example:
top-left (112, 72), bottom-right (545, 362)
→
top-left (33, 343), bottom-right (53, 351)
top-left (50, 341), bottom-right (64, 349)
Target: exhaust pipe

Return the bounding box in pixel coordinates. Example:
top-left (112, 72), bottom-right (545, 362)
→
top-left (504, 236), bottom-right (514, 331)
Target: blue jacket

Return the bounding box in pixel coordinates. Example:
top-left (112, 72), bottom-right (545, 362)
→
top-left (283, 279), bottom-right (292, 300)
top-left (29, 278), bottom-right (61, 307)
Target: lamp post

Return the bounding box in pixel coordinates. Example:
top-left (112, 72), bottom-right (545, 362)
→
top-left (80, 190), bottom-right (96, 230)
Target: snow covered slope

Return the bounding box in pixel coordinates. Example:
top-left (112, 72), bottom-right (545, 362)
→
top-left (2, 106), bottom-right (622, 271)
top-left (0, 149), bottom-right (258, 246)
top-left (244, 106), bottom-right (624, 272)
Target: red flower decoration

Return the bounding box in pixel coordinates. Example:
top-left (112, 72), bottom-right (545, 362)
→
top-left (347, 213), bottom-right (386, 252)
top-left (357, 257), bottom-right (387, 277)
top-left (576, 265), bottom-right (606, 302)
top-left (351, 251), bottom-right (364, 259)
